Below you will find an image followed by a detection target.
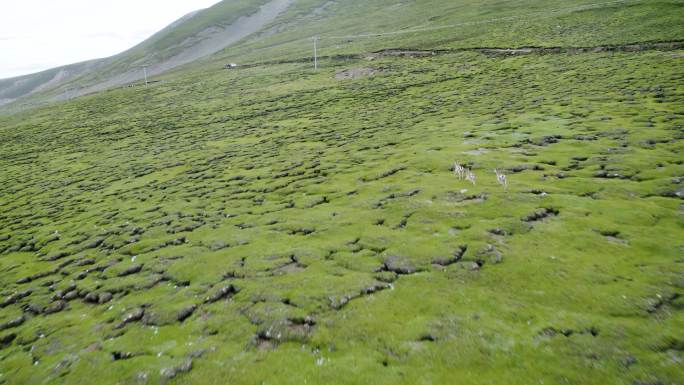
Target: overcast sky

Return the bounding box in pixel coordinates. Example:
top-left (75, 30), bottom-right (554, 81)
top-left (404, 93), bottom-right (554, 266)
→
top-left (0, 0), bottom-right (222, 79)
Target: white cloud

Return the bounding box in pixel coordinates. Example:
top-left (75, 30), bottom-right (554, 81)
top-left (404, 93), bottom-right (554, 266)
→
top-left (0, 0), bottom-right (222, 79)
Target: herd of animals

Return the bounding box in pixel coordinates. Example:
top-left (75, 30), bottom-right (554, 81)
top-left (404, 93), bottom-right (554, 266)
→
top-left (454, 162), bottom-right (508, 190)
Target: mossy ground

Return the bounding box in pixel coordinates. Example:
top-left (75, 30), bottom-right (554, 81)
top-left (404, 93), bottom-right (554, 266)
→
top-left (1, 6), bottom-right (684, 385)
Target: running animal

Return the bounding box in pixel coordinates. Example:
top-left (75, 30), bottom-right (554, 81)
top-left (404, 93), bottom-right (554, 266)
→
top-left (454, 162), bottom-right (467, 180)
top-left (494, 169), bottom-right (507, 190)
top-left (465, 170), bottom-right (476, 186)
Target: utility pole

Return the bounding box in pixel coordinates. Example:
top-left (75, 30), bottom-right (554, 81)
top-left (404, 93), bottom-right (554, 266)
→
top-left (312, 37), bottom-right (319, 70)
top-left (142, 65), bottom-right (149, 86)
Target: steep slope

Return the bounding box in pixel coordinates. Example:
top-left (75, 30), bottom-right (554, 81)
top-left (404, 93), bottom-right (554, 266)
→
top-left (4, 0), bottom-right (684, 113)
top-left (0, 1), bottom-right (683, 385)
top-left (210, 0), bottom-right (684, 64)
top-left (0, 0), bottom-right (293, 109)
top-left (0, 61), bottom-right (98, 106)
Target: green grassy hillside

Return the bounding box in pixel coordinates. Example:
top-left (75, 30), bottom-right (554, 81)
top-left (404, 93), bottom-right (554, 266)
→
top-left (4, 0), bottom-right (684, 112)
top-left (0, 1), bottom-right (683, 384)
top-left (214, 0), bottom-right (684, 64)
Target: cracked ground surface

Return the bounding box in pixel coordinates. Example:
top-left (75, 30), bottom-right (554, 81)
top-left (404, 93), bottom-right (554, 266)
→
top-left (0, 48), bottom-right (683, 384)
